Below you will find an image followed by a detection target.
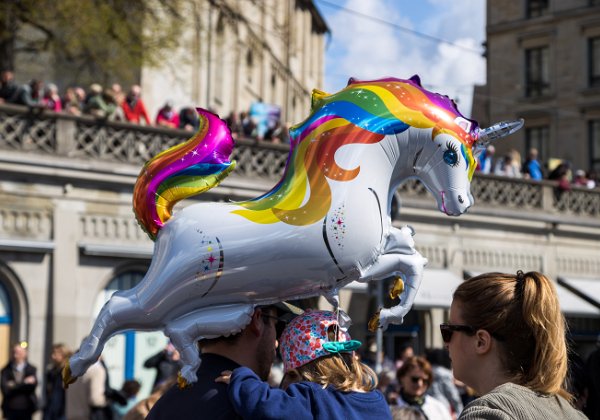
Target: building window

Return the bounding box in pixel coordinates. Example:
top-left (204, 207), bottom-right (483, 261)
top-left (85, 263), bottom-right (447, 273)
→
top-left (589, 120), bottom-right (600, 170)
top-left (589, 37), bottom-right (600, 87)
top-left (246, 50), bottom-right (254, 83)
top-left (525, 47), bottom-right (550, 97)
top-left (525, 126), bottom-right (549, 163)
top-left (106, 271), bottom-right (144, 291)
top-left (527, 0), bottom-right (549, 18)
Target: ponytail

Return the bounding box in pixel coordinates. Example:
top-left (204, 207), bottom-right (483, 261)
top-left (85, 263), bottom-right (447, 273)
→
top-left (518, 271), bottom-right (570, 400)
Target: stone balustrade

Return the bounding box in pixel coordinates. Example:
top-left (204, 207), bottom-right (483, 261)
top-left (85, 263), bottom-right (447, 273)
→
top-left (1, 103), bottom-right (599, 228)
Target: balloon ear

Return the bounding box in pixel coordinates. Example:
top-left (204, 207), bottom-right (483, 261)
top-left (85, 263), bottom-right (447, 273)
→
top-left (409, 75), bottom-right (422, 86)
top-left (311, 89), bottom-right (329, 111)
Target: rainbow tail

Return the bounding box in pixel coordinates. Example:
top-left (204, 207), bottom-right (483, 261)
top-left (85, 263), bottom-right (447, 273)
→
top-left (133, 108), bottom-right (236, 240)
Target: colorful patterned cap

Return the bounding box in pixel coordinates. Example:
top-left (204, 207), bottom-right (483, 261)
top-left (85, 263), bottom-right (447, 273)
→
top-left (279, 309), bottom-right (361, 372)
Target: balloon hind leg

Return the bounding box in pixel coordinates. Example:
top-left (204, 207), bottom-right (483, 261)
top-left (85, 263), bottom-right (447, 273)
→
top-left (359, 225), bottom-right (428, 331)
top-left (64, 291), bottom-right (146, 386)
top-left (164, 303), bottom-right (255, 387)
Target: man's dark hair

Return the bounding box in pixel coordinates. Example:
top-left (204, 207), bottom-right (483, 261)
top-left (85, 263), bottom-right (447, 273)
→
top-left (198, 305), bottom-right (277, 349)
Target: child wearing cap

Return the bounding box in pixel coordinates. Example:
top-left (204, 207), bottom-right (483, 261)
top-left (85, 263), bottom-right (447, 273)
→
top-left (216, 309), bottom-right (392, 419)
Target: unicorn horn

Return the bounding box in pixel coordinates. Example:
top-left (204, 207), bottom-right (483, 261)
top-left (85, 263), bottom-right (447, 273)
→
top-left (476, 118), bottom-right (524, 149)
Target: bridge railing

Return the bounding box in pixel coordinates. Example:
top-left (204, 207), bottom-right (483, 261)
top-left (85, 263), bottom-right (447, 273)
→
top-left (1, 104), bottom-right (599, 225)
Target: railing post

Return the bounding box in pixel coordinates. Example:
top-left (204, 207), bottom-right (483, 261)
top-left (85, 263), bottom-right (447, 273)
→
top-left (541, 183), bottom-right (555, 214)
top-left (55, 117), bottom-right (77, 156)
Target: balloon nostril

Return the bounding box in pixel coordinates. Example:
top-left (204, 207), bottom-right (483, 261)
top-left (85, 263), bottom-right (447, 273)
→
top-left (458, 195), bottom-right (464, 204)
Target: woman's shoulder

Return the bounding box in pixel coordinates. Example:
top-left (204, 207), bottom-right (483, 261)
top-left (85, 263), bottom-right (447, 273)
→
top-left (460, 383), bottom-right (587, 420)
top-left (423, 395), bottom-right (453, 420)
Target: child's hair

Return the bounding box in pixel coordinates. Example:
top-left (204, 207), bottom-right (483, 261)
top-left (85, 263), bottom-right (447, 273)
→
top-left (295, 352), bottom-right (377, 392)
top-left (279, 309), bottom-right (375, 392)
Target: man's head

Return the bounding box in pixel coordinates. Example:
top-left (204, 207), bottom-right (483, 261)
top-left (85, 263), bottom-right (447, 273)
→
top-left (529, 148), bottom-right (539, 159)
top-left (200, 303), bottom-right (301, 380)
top-left (1, 70), bottom-right (14, 83)
top-left (89, 83), bottom-right (102, 95)
top-left (12, 342), bottom-right (28, 364)
top-left (129, 85), bottom-right (141, 97)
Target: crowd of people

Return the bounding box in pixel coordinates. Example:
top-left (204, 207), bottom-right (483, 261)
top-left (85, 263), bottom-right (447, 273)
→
top-left (3, 271), bottom-right (598, 420)
top-left (3, 71), bottom-right (600, 178)
top-left (477, 145), bottom-right (599, 190)
top-left (0, 71), bottom-right (289, 144)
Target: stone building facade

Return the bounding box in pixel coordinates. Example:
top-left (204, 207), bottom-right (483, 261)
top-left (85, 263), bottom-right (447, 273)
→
top-left (472, 0), bottom-right (600, 172)
top-left (134, 0), bottom-right (328, 124)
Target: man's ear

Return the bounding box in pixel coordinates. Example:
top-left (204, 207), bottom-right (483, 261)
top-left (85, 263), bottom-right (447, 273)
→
top-left (246, 308), bottom-right (263, 337)
top-left (474, 329), bottom-right (492, 355)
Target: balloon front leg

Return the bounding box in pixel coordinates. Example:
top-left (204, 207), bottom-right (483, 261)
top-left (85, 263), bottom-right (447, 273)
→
top-left (65, 292), bottom-right (148, 387)
top-left (360, 225), bottom-right (427, 330)
top-left (379, 266), bottom-right (423, 329)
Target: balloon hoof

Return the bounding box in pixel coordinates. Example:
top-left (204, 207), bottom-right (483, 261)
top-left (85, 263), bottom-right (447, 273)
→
top-left (368, 309), bottom-right (381, 332)
top-left (389, 277), bottom-right (404, 300)
top-left (177, 372), bottom-right (191, 389)
top-left (62, 359), bottom-right (78, 389)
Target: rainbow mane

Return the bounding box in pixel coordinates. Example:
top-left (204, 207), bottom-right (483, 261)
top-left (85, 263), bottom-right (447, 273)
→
top-left (231, 76), bottom-right (478, 226)
top-left (133, 109), bottom-right (236, 240)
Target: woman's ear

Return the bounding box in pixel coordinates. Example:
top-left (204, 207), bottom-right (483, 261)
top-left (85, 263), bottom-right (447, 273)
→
top-left (474, 329), bottom-right (492, 355)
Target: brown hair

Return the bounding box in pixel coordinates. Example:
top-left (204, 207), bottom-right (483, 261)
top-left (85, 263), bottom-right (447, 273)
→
top-left (453, 271), bottom-right (570, 400)
top-left (294, 352), bottom-right (378, 392)
top-left (396, 356), bottom-right (433, 385)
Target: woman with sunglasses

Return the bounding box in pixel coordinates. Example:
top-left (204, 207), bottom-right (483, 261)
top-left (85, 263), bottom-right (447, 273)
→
top-left (394, 356), bottom-right (452, 420)
top-left (443, 271), bottom-right (587, 419)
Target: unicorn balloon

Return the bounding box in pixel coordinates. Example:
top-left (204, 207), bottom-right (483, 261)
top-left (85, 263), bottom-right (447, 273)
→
top-left (64, 76), bottom-right (522, 385)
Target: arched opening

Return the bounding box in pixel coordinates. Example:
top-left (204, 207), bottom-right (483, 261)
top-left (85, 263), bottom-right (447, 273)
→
top-left (94, 266), bottom-right (168, 398)
top-left (0, 261), bottom-right (29, 368)
top-left (0, 283), bottom-right (12, 367)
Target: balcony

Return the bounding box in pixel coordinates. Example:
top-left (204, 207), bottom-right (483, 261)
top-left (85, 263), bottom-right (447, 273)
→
top-left (1, 103), bottom-right (598, 229)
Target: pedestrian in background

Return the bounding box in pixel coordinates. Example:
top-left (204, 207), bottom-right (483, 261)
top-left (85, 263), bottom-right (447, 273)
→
top-left (43, 343), bottom-right (71, 420)
top-left (522, 148), bottom-right (543, 180)
top-left (121, 85), bottom-right (150, 125)
top-left (143, 342), bottom-right (180, 391)
top-left (1, 342), bottom-right (38, 420)
top-left (65, 360), bottom-right (108, 420)
top-left (394, 356), bottom-right (452, 420)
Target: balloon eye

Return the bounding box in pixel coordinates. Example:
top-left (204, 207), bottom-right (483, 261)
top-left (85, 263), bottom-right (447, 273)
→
top-left (443, 149), bottom-right (458, 166)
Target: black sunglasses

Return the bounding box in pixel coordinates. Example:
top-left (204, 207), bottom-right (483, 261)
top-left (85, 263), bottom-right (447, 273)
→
top-left (410, 375), bottom-right (429, 385)
top-left (262, 314), bottom-right (288, 337)
top-left (439, 323), bottom-right (476, 343)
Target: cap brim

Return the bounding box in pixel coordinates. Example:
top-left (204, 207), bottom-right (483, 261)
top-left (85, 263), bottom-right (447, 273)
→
top-left (272, 301), bottom-right (303, 320)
